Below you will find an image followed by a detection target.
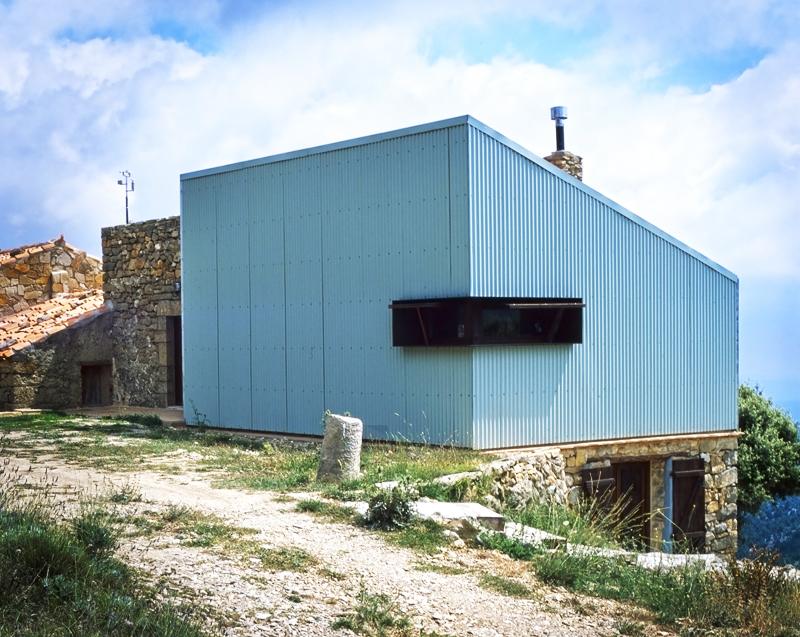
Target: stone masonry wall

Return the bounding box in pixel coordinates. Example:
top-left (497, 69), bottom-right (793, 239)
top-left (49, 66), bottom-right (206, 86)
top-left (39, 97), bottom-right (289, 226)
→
top-left (0, 312), bottom-right (112, 410)
top-left (560, 433), bottom-right (739, 554)
top-left (0, 238), bottom-right (102, 315)
top-left (544, 150), bottom-right (583, 181)
top-left (101, 217), bottom-right (181, 407)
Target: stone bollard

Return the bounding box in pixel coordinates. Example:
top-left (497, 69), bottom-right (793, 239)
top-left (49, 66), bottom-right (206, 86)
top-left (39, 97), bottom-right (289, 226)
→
top-left (316, 413), bottom-right (363, 482)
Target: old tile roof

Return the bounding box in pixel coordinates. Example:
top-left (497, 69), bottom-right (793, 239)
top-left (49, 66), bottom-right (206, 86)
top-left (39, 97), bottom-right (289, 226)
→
top-left (0, 290), bottom-right (109, 358)
top-left (0, 236), bottom-right (65, 267)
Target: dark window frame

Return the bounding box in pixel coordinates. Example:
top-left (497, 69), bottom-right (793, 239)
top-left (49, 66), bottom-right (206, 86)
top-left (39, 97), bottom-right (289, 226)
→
top-left (390, 297), bottom-right (584, 347)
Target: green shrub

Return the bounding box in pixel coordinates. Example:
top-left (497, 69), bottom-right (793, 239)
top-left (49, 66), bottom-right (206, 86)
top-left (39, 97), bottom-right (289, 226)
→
top-left (70, 508), bottom-right (120, 558)
top-left (738, 385), bottom-right (800, 512)
top-left (363, 479), bottom-right (418, 530)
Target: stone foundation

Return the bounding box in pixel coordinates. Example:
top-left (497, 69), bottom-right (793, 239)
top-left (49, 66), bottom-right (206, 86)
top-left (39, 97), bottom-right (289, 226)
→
top-left (101, 217), bottom-right (181, 407)
top-left (558, 432), bottom-right (739, 553)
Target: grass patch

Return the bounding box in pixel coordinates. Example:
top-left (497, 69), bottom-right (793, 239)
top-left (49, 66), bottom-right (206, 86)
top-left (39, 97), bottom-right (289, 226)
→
top-left (0, 465), bottom-right (206, 636)
top-left (130, 505), bottom-right (316, 572)
top-left (502, 498), bottom-right (636, 549)
top-left (332, 586), bottom-right (448, 637)
top-left (295, 499), bottom-right (354, 523)
top-left (414, 563), bottom-right (468, 575)
top-left (255, 546), bottom-right (316, 572)
top-left (531, 550), bottom-right (800, 636)
top-left (319, 567), bottom-right (346, 580)
top-left (379, 519), bottom-right (448, 555)
top-left (614, 619), bottom-right (645, 636)
top-left (478, 574), bottom-right (535, 599)
top-left (0, 413), bottom-right (483, 496)
top-left (478, 531), bottom-right (541, 561)
top-left (108, 482), bottom-right (143, 504)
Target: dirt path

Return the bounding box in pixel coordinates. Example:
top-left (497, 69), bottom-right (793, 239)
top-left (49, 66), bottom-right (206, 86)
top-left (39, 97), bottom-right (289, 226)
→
top-left (4, 454), bottom-right (667, 637)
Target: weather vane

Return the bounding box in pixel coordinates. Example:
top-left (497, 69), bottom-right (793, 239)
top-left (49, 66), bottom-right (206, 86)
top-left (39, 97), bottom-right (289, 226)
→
top-left (117, 170), bottom-right (134, 224)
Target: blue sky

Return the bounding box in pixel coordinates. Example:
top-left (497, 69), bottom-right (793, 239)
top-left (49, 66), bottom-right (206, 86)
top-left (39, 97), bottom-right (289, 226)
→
top-left (0, 0), bottom-right (798, 420)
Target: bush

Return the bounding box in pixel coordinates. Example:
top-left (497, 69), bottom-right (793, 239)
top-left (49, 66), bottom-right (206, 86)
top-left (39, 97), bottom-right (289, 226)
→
top-left (363, 479), bottom-right (417, 530)
top-left (738, 385), bottom-right (800, 512)
top-left (70, 507), bottom-right (120, 558)
top-left (739, 495), bottom-right (800, 566)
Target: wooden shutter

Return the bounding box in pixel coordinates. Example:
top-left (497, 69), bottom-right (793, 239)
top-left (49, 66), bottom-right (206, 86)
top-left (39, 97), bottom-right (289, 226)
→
top-left (671, 457), bottom-right (706, 551)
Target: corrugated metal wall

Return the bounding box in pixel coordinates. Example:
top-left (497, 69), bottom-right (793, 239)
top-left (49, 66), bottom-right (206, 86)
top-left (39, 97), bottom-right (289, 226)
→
top-left (181, 117), bottom-right (738, 449)
top-left (467, 126), bottom-right (738, 448)
top-left (181, 125), bottom-right (473, 445)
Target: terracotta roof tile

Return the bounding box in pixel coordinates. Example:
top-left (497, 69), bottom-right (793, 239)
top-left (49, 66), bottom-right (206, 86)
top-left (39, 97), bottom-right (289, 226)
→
top-left (0, 236), bottom-right (74, 267)
top-left (0, 290), bottom-right (108, 359)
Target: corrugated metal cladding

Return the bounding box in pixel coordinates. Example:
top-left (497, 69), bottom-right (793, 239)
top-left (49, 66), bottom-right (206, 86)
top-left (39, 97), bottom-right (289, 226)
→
top-left (181, 116), bottom-right (738, 449)
top-left (181, 125), bottom-right (474, 445)
top-left (467, 126), bottom-right (738, 449)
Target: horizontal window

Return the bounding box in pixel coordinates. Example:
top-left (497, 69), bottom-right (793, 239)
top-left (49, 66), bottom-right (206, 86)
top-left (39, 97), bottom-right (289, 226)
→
top-left (390, 297), bottom-right (583, 347)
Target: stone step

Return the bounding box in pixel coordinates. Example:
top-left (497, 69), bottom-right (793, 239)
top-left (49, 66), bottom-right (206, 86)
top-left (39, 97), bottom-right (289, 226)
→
top-left (343, 499), bottom-right (505, 531)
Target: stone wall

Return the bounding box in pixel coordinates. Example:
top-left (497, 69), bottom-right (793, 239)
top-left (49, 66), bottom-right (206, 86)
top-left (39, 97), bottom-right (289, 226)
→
top-left (0, 238), bottom-right (102, 315)
top-left (0, 312), bottom-right (112, 409)
top-left (560, 432), bottom-right (739, 554)
top-left (101, 216), bottom-right (181, 407)
top-left (480, 449), bottom-right (570, 509)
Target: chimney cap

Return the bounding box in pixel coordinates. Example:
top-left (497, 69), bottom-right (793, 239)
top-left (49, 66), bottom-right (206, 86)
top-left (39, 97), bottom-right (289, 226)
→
top-left (550, 106), bottom-right (568, 122)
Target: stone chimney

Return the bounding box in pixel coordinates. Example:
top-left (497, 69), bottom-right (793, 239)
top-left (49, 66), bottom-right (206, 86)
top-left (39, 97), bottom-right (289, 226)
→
top-left (544, 150), bottom-right (583, 181)
top-left (544, 106), bottom-right (583, 181)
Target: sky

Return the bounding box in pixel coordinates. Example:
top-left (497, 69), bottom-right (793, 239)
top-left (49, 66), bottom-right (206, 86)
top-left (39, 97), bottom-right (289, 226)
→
top-left (0, 0), bottom-right (798, 420)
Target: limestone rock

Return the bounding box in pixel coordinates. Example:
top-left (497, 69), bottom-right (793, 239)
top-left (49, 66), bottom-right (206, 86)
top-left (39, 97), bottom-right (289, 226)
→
top-left (316, 413), bottom-right (363, 482)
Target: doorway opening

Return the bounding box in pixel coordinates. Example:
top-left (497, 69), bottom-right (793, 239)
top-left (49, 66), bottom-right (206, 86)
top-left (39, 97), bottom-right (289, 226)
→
top-left (81, 363), bottom-right (112, 406)
top-left (166, 315), bottom-right (183, 406)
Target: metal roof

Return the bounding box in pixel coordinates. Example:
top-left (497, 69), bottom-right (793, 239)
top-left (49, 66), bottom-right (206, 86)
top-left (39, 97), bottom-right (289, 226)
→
top-left (180, 115), bottom-right (737, 282)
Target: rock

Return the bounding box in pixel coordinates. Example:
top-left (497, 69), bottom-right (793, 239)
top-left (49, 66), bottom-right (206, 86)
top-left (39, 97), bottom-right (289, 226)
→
top-left (316, 413), bottom-right (363, 482)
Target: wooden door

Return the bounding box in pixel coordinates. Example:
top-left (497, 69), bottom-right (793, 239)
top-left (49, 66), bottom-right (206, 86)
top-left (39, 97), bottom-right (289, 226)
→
top-left (582, 461), bottom-right (650, 547)
top-left (671, 457), bottom-right (705, 551)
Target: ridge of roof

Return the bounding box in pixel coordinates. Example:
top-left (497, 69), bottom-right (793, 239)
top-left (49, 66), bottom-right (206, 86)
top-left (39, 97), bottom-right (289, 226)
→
top-left (0, 236), bottom-right (100, 267)
top-left (180, 115), bottom-right (736, 282)
top-left (0, 290), bottom-right (109, 358)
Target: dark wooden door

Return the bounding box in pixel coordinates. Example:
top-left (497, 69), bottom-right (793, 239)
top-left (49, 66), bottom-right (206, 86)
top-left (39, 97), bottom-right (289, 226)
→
top-left (671, 457), bottom-right (705, 551)
top-left (81, 364), bottom-right (112, 406)
top-left (582, 461), bottom-right (650, 547)
top-left (166, 316), bottom-right (183, 406)
top-left (614, 461), bottom-right (650, 546)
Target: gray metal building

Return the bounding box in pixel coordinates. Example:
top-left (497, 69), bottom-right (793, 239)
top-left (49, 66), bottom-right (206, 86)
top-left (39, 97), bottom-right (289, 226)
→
top-left (180, 115), bottom-right (738, 450)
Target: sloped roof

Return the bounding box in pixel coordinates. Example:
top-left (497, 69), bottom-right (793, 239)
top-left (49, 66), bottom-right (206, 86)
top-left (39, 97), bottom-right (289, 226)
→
top-left (0, 290), bottom-right (109, 358)
top-left (180, 115), bottom-right (736, 282)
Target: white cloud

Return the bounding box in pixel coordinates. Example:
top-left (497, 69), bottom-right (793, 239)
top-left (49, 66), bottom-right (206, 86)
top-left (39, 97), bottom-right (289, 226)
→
top-left (0, 0), bottom-right (798, 408)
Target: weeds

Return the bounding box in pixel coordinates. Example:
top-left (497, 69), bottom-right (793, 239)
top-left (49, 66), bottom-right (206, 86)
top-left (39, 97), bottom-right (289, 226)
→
top-left (504, 497), bottom-right (639, 549)
top-left (70, 504), bottom-right (120, 558)
top-left (332, 585), bottom-right (452, 637)
top-left (0, 456), bottom-right (205, 636)
top-left (478, 574), bottom-right (535, 599)
top-left (363, 480), bottom-right (418, 530)
top-left (614, 619), bottom-right (645, 636)
top-left (108, 481), bottom-right (143, 504)
top-left (381, 519), bottom-right (448, 555)
top-left (295, 499), bottom-right (354, 523)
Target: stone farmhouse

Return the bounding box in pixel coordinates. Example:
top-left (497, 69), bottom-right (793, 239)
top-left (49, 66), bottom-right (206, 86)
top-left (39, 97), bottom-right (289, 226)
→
top-left (0, 218), bottom-right (181, 412)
